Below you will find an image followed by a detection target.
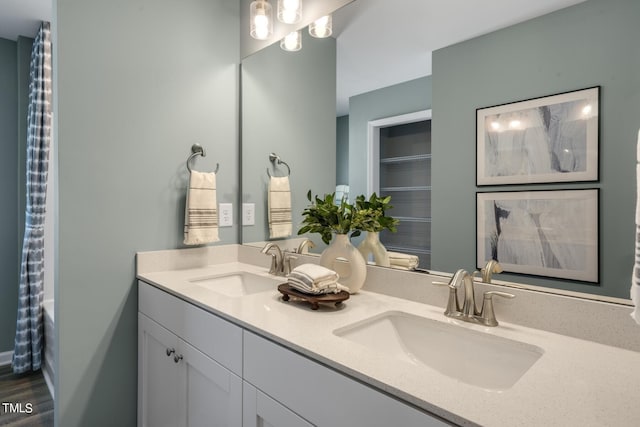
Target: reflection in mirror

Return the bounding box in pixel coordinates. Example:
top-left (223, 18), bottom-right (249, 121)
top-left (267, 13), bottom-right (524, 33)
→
top-left (241, 0), bottom-right (639, 301)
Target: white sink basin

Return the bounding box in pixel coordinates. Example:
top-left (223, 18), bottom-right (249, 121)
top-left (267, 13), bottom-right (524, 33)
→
top-left (334, 311), bottom-right (543, 391)
top-left (189, 272), bottom-right (281, 297)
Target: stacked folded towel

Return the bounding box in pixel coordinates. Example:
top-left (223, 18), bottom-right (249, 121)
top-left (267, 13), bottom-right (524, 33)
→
top-left (268, 176), bottom-right (292, 239)
top-left (287, 264), bottom-right (349, 295)
top-left (388, 251), bottom-right (419, 270)
top-left (184, 171), bottom-right (220, 245)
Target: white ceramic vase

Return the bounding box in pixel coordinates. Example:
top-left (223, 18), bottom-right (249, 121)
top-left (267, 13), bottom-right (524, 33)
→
top-left (357, 231), bottom-right (390, 267)
top-left (319, 233), bottom-right (367, 294)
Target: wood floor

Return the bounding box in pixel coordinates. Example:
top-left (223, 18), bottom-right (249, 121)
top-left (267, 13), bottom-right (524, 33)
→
top-left (0, 365), bottom-right (53, 426)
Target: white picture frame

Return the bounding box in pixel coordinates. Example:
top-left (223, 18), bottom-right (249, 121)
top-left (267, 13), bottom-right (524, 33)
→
top-left (476, 87), bottom-right (599, 186)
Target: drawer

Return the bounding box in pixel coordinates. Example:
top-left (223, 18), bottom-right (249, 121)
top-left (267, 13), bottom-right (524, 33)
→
top-left (243, 331), bottom-right (449, 427)
top-left (138, 280), bottom-right (242, 375)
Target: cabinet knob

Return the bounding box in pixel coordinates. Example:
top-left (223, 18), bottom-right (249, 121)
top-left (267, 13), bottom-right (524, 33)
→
top-left (174, 354), bottom-right (184, 363)
top-left (166, 348), bottom-right (175, 357)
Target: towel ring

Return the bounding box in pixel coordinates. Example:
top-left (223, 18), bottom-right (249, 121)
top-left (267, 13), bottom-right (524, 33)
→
top-left (266, 152), bottom-right (291, 177)
top-left (186, 143), bottom-right (219, 173)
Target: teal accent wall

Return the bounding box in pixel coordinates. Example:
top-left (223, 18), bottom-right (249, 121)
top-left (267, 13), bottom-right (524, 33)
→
top-left (54, 1), bottom-right (239, 425)
top-left (241, 32), bottom-right (336, 244)
top-left (347, 76), bottom-right (432, 202)
top-left (336, 115), bottom-right (349, 185)
top-left (432, 0), bottom-right (640, 298)
top-left (0, 38), bottom-right (19, 354)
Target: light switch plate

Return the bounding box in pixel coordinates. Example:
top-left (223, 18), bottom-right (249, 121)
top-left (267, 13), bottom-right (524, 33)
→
top-left (219, 203), bottom-right (233, 227)
top-left (242, 203), bottom-right (255, 226)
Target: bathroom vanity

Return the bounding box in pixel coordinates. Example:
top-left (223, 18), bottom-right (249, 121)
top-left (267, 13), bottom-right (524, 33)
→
top-left (137, 245), bottom-right (640, 427)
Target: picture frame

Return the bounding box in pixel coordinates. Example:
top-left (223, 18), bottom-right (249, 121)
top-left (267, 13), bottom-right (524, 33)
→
top-left (476, 86), bottom-right (599, 186)
top-left (476, 189), bottom-right (599, 282)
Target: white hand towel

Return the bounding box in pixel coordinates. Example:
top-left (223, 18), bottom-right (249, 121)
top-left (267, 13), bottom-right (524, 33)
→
top-left (268, 176), bottom-right (292, 239)
top-left (184, 171), bottom-right (219, 245)
top-left (387, 251), bottom-right (419, 270)
top-left (287, 263), bottom-right (348, 295)
top-left (632, 129), bottom-right (640, 325)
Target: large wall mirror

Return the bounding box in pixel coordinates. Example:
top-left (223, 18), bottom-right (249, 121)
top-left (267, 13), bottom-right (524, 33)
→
top-left (241, 0), bottom-right (640, 301)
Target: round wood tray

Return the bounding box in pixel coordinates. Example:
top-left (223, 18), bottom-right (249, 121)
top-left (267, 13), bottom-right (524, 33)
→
top-left (277, 283), bottom-right (350, 310)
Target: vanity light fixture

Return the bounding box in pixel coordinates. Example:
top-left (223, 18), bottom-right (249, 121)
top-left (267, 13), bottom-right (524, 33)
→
top-left (277, 0), bottom-right (302, 24)
top-left (309, 14), bottom-right (332, 38)
top-left (250, 0), bottom-right (273, 40)
top-left (281, 30), bottom-right (302, 51)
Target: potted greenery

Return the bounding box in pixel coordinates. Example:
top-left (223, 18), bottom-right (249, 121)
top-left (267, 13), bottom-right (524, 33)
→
top-left (353, 193), bottom-right (399, 267)
top-left (297, 191), bottom-right (366, 293)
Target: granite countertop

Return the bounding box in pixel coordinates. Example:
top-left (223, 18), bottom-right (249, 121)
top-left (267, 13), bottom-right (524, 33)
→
top-left (138, 261), bottom-right (640, 427)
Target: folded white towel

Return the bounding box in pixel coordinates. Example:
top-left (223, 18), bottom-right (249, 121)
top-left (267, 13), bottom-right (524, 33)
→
top-left (632, 128), bottom-right (640, 325)
top-left (287, 264), bottom-right (348, 295)
top-left (387, 251), bottom-right (419, 270)
top-left (184, 171), bottom-right (219, 245)
top-left (268, 176), bottom-right (292, 239)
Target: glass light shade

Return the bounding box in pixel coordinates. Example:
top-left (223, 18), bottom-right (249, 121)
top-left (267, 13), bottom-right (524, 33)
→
top-left (277, 0), bottom-right (302, 24)
top-left (281, 31), bottom-right (302, 51)
top-left (250, 0), bottom-right (273, 40)
top-left (309, 14), bottom-right (332, 38)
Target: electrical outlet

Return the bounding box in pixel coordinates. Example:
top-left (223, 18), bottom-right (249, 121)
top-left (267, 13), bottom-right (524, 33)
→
top-left (242, 203), bottom-right (255, 226)
top-left (219, 203), bottom-right (233, 227)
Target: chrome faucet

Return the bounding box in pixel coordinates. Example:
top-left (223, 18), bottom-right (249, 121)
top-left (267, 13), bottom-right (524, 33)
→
top-left (296, 238), bottom-right (315, 254)
top-left (261, 242), bottom-right (297, 276)
top-left (478, 259), bottom-right (503, 283)
top-left (434, 268), bottom-right (514, 327)
top-left (261, 243), bottom-right (284, 276)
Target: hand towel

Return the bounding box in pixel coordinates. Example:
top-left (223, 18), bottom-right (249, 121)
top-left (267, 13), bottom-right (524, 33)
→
top-left (268, 176), bottom-right (292, 239)
top-left (184, 171), bottom-right (219, 245)
top-left (388, 251), bottom-right (419, 270)
top-left (632, 129), bottom-right (640, 325)
top-left (287, 263), bottom-right (349, 295)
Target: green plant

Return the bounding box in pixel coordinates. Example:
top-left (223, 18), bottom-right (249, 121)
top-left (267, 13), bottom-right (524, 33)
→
top-left (298, 191), bottom-right (361, 244)
top-left (298, 191), bottom-right (399, 244)
top-left (353, 193), bottom-right (399, 233)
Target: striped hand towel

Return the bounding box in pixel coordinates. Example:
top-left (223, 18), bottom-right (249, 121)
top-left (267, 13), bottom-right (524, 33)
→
top-left (632, 129), bottom-right (640, 324)
top-left (268, 176), bottom-right (292, 239)
top-left (184, 171), bottom-right (220, 245)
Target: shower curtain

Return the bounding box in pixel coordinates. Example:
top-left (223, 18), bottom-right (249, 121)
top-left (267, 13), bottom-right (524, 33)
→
top-left (13, 22), bottom-right (52, 374)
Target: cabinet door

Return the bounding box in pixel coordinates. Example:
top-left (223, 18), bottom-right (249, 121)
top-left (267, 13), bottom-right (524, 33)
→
top-left (243, 382), bottom-right (313, 427)
top-left (138, 313), bottom-right (182, 427)
top-left (177, 339), bottom-right (242, 427)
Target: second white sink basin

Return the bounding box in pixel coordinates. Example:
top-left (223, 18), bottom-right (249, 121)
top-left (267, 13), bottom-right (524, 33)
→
top-left (334, 311), bottom-right (543, 391)
top-left (189, 272), bottom-right (281, 297)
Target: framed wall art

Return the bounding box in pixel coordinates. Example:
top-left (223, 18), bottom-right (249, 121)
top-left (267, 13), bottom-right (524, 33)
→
top-left (476, 189), bottom-right (599, 282)
top-left (476, 86), bottom-right (599, 185)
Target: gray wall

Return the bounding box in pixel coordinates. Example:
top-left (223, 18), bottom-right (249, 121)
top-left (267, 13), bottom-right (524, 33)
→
top-left (0, 38), bottom-right (19, 354)
top-left (348, 76), bottom-right (432, 202)
top-left (432, 0), bottom-right (640, 298)
top-left (54, 1), bottom-right (239, 426)
top-left (241, 31), bottom-right (336, 244)
top-left (336, 115), bottom-right (349, 184)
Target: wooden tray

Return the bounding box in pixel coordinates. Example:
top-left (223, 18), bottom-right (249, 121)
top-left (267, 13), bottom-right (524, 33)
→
top-left (277, 283), bottom-right (350, 310)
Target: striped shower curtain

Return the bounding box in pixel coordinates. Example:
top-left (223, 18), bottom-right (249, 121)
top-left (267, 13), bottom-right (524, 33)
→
top-left (13, 22), bottom-right (52, 374)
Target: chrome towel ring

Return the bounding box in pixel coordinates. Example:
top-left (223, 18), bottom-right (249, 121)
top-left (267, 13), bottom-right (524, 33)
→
top-left (186, 143), bottom-right (219, 173)
top-left (266, 152), bottom-right (291, 177)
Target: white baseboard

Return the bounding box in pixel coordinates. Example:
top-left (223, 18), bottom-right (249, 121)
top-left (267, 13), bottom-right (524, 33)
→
top-left (0, 350), bottom-right (13, 366)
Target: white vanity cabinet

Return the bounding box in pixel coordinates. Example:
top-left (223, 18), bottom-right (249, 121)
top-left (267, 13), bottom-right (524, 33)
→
top-left (138, 281), bottom-right (243, 427)
top-left (243, 382), bottom-right (313, 427)
top-left (243, 331), bottom-right (449, 427)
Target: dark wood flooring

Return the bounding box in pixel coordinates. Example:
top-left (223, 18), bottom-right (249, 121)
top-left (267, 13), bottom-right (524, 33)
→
top-left (0, 364), bottom-right (53, 426)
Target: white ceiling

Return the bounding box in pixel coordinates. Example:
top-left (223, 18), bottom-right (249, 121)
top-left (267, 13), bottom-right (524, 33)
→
top-left (333, 0), bottom-right (588, 115)
top-left (0, 0), bottom-right (52, 40)
top-left (0, 0), bottom-right (588, 116)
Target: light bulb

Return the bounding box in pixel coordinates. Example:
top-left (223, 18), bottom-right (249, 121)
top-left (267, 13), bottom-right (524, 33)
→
top-left (309, 15), bottom-right (332, 38)
top-left (250, 1), bottom-right (273, 40)
top-left (281, 31), bottom-right (301, 51)
top-left (278, 0), bottom-right (301, 24)
top-left (508, 120), bottom-right (521, 129)
top-left (490, 121), bottom-right (501, 131)
top-left (582, 104), bottom-right (592, 115)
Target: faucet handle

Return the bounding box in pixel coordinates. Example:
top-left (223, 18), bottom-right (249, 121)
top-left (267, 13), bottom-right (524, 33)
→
top-left (432, 280), bottom-right (460, 315)
top-left (479, 291), bottom-right (515, 326)
top-left (283, 252), bottom-right (298, 275)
